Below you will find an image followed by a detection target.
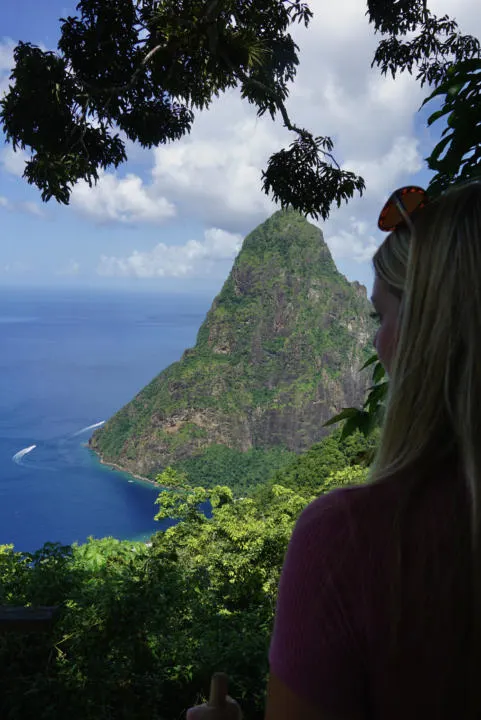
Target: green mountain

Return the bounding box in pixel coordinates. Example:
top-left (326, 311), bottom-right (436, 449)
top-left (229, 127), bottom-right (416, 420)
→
top-left (90, 209), bottom-right (374, 483)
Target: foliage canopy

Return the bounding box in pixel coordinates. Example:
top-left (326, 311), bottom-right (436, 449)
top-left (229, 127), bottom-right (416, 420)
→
top-left (1, 1), bottom-right (479, 220)
top-left (0, 431), bottom-right (370, 720)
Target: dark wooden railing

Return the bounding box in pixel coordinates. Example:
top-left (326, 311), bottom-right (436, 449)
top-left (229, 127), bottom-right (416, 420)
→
top-left (0, 605), bottom-right (58, 633)
top-left (0, 607), bottom-right (242, 718)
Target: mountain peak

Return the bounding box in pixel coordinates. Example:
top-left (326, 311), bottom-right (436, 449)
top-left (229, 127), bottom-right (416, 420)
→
top-left (91, 212), bottom-right (373, 483)
top-left (240, 209), bottom-right (337, 275)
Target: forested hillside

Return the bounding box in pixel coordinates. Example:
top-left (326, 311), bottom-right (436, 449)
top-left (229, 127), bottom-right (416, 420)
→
top-left (91, 210), bottom-right (374, 485)
top-left (0, 430), bottom-right (372, 720)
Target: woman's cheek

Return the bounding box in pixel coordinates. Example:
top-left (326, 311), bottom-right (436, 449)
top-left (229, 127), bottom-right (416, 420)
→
top-left (375, 322), bottom-right (396, 373)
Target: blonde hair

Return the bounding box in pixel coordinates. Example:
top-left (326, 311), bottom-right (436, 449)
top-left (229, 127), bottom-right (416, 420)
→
top-left (372, 224), bottom-right (409, 299)
top-left (372, 182), bottom-right (481, 515)
top-left (372, 182), bottom-right (481, 707)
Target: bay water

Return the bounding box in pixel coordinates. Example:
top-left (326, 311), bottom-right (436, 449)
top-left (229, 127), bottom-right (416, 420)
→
top-left (0, 287), bottom-right (211, 551)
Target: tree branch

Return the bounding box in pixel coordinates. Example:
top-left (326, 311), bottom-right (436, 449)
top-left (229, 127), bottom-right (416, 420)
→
top-left (79, 42), bottom-right (164, 99)
top-left (213, 40), bottom-right (342, 170)
top-left (422, 0), bottom-right (429, 25)
top-left (109, 43), bottom-right (164, 95)
top-left (236, 72), bottom-right (341, 170)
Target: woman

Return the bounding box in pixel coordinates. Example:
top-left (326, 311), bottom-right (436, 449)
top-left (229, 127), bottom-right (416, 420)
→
top-left (266, 182), bottom-right (481, 719)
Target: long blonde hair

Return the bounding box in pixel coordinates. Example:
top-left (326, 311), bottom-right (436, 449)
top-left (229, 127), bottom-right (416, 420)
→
top-left (372, 182), bottom-right (481, 527)
top-left (372, 182), bottom-right (481, 706)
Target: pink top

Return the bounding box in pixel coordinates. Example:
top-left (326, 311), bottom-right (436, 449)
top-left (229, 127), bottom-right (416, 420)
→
top-left (269, 463), bottom-right (471, 718)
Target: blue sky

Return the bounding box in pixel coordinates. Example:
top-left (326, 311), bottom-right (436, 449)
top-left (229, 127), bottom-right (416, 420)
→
top-left (0, 0), bottom-right (479, 296)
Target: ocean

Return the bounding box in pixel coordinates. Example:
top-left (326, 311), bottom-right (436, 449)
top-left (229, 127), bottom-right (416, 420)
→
top-left (0, 286), bottom-right (212, 552)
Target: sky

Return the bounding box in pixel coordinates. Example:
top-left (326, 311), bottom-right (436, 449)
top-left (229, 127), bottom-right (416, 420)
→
top-left (0, 0), bottom-right (480, 297)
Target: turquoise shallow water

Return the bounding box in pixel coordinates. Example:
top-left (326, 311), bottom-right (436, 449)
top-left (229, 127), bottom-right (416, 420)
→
top-left (0, 286), bottom-right (211, 552)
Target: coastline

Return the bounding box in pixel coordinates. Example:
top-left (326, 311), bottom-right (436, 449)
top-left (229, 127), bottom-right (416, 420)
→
top-left (93, 450), bottom-right (161, 488)
top-left (87, 445), bottom-right (186, 492)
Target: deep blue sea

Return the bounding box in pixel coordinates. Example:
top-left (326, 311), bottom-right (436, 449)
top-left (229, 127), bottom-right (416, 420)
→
top-left (0, 287), bottom-right (211, 552)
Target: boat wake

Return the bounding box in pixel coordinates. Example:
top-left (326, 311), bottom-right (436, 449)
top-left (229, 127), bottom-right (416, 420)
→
top-left (12, 445), bottom-right (37, 464)
top-left (12, 421), bottom-right (105, 467)
top-left (71, 421), bottom-right (105, 437)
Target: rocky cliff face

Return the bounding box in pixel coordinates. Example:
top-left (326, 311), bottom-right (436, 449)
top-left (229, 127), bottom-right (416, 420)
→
top-left (90, 210), bottom-right (374, 478)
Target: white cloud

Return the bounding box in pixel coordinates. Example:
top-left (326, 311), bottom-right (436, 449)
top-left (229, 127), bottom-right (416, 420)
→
top-left (325, 218), bottom-right (379, 264)
top-left (1, 146), bottom-right (29, 177)
top-left (0, 37), bottom-right (14, 98)
top-left (3, 261), bottom-right (29, 275)
top-left (86, 0), bottom-right (475, 265)
top-left (0, 38), bottom-right (14, 69)
top-left (344, 136), bottom-right (423, 196)
top-left (144, 0), bottom-right (428, 245)
top-left (57, 259), bottom-right (80, 276)
top-left (19, 201), bottom-right (45, 218)
top-left (97, 228), bottom-right (242, 278)
top-left (0, 194), bottom-right (45, 217)
top-left (3, 3), bottom-right (481, 278)
top-left (430, 0), bottom-right (481, 37)
top-left (71, 172), bottom-right (176, 224)
top-left (151, 111), bottom-right (280, 232)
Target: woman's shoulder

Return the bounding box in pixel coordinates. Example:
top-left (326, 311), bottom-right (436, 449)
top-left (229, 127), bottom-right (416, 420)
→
top-left (270, 483), bottom-right (387, 712)
top-left (293, 464), bottom-right (463, 564)
top-left (295, 480), bottom-right (395, 542)
top-left (287, 478), bottom-right (413, 583)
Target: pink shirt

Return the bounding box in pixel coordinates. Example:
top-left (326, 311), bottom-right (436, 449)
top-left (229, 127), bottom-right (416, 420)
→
top-left (269, 463), bottom-right (471, 718)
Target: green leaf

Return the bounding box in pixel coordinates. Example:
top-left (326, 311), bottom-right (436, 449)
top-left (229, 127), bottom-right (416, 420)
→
top-left (360, 354), bottom-right (379, 371)
top-left (372, 362), bottom-right (386, 384)
top-left (340, 411), bottom-right (370, 440)
top-left (323, 407), bottom-right (359, 427)
top-left (426, 106), bottom-right (451, 127)
top-left (447, 110), bottom-right (459, 128)
top-left (421, 71), bottom-right (477, 108)
top-left (425, 133), bottom-right (452, 168)
top-left (447, 82), bottom-right (465, 98)
top-left (446, 58), bottom-right (481, 75)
